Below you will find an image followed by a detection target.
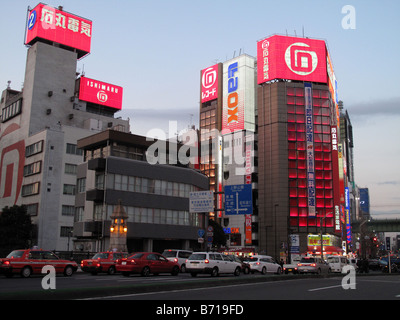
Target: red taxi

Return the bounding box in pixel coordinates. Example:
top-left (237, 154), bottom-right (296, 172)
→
top-left (116, 252), bottom-right (180, 277)
top-left (0, 249), bottom-right (78, 278)
top-left (81, 251), bottom-right (127, 275)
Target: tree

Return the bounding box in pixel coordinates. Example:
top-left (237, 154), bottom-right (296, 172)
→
top-left (208, 219), bottom-right (227, 248)
top-left (0, 205), bottom-right (33, 256)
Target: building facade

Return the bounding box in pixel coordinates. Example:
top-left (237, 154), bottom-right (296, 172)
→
top-left (74, 130), bottom-right (210, 253)
top-left (0, 4), bottom-right (129, 250)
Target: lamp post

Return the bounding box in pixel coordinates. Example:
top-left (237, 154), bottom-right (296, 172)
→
top-left (109, 200), bottom-right (128, 252)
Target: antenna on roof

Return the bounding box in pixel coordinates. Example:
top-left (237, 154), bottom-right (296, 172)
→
top-left (302, 26), bottom-right (305, 37)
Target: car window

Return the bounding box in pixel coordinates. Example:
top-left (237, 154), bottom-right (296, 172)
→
top-left (158, 255), bottom-right (168, 262)
top-left (188, 254), bottom-right (206, 260)
top-left (147, 254), bottom-right (158, 261)
top-left (93, 253), bottom-right (109, 259)
top-left (222, 255), bottom-right (231, 261)
top-left (300, 257), bottom-right (315, 263)
top-left (209, 254), bottom-right (216, 260)
top-left (178, 251), bottom-right (192, 258)
top-left (112, 253), bottom-right (122, 260)
top-left (244, 257), bottom-right (258, 262)
top-left (29, 251), bottom-right (43, 259)
top-left (42, 251), bottom-right (58, 260)
top-left (162, 250), bottom-right (177, 258)
top-left (129, 253), bottom-right (144, 259)
top-left (6, 250), bottom-right (25, 259)
top-left (214, 254), bottom-right (223, 261)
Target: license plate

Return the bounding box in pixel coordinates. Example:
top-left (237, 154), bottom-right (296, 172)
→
top-left (122, 261), bottom-right (126, 265)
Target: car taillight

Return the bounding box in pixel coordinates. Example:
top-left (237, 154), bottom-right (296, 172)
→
top-left (256, 262), bottom-right (260, 265)
top-left (174, 258), bottom-right (178, 263)
top-left (298, 263), bottom-right (303, 266)
top-left (205, 259), bottom-right (209, 264)
top-left (96, 263), bottom-right (101, 267)
top-left (311, 263), bottom-right (316, 267)
top-left (3, 261), bottom-right (10, 265)
top-left (131, 259), bottom-right (136, 264)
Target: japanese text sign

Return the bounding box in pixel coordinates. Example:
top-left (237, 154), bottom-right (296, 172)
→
top-left (25, 3), bottom-right (92, 58)
top-left (201, 64), bottom-right (219, 103)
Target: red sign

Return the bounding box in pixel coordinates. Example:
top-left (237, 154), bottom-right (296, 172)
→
top-left (201, 64), bottom-right (218, 103)
top-left (257, 35), bottom-right (327, 84)
top-left (25, 4), bottom-right (92, 58)
top-left (79, 77), bottom-right (123, 110)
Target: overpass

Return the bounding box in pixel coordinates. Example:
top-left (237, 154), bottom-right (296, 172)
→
top-left (351, 218), bottom-right (400, 233)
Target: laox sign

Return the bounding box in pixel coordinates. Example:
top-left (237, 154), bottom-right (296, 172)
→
top-left (257, 35), bottom-right (327, 84)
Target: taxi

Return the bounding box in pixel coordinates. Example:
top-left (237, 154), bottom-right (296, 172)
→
top-left (0, 249), bottom-right (78, 278)
top-left (81, 251), bottom-right (128, 275)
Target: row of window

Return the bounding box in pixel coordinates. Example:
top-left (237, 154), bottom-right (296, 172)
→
top-left (1, 98), bottom-right (22, 122)
top-left (75, 205), bottom-right (201, 228)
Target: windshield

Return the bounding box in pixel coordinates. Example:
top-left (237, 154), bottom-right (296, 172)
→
top-left (162, 250), bottom-right (177, 258)
top-left (6, 250), bottom-right (25, 258)
top-left (243, 257), bottom-right (258, 262)
top-left (92, 253), bottom-right (109, 259)
top-left (300, 258), bottom-right (315, 263)
top-left (188, 254), bottom-right (206, 260)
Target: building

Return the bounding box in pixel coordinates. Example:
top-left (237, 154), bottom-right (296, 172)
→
top-left (198, 35), bottom-right (354, 260)
top-left (0, 4), bottom-right (129, 250)
top-left (73, 129), bottom-right (210, 253)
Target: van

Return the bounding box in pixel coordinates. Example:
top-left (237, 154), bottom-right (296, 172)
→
top-left (327, 255), bottom-right (348, 273)
top-left (185, 252), bottom-right (242, 277)
top-left (161, 249), bottom-right (192, 273)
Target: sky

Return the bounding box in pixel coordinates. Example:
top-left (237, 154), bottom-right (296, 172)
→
top-left (1, 0), bottom-right (399, 219)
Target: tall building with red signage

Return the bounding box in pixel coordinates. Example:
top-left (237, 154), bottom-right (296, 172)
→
top-left (257, 35), bottom-right (344, 259)
top-left (0, 4), bottom-right (129, 251)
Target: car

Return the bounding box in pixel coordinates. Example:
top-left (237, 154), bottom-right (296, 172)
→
top-left (161, 249), bottom-right (192, 273)
top-left (243, 255), bottom-right (282, 275)
top-left (0, 249), bottom-right (78, 278)
top-left (81, 251), bottom-right (128, 275)
top-left (185, 252), bottom-right (242, 277)
top-left (326, 255), bottom-right (348, 273)
top-left (116, 252), bottom-right (180, 277)
top-left (297, 257), bottom-right (331, 274)
top-left (283, 256), bottom-right (301, 274)
top-left (226, 255), bottom-right (250, 274)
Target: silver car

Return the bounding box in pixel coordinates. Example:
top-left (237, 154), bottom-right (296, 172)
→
top-left (297, 257), bottom-right (331, 274)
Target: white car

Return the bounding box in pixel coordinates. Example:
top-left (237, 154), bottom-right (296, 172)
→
top-left (161, 249), bottom-right (193, 273)
top-left (244, 255), bottom-right (282, 275)
top-left (186, 252), bottom-right (242, 277)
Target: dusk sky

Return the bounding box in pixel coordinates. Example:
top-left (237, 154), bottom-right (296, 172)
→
top-left (1, 0), bottom-right (399, 218)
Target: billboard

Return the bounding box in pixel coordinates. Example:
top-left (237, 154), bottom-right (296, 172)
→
top-left (79, 76), bottom-right (123, 110)
top-left (222, 55), bottom-right (256, 133)
top-left (201, 64), bottom-right (219, 103)
top-left (25, 3), bottom-right (92, 58)
top-left (257, 35), bottom-right (327, 84)
top-left (305, 83), bottom-right (316, 217)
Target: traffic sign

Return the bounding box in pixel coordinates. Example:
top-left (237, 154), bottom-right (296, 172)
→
top-left (224, 184), bottom-right (253, 215)
top-left (189, 191), bottom-right (214, 213)
top-left (198, 229), bottom-right (205, 238)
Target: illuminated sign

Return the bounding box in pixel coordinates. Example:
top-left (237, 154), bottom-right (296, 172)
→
top-left (305, 83), bottom-right (316, 217)
top-left (201, 64), bottom-right (218, 103)
top-left (222, 55), bottom-right (256, 133)
top-left (345, 187), bottom-right (351, 243)
top-left (257, 35), bottom-right (327, 84)
top-left (79, 77), bottom-right (123, 110)
top-left (25, 3), bottom-right (92, 59)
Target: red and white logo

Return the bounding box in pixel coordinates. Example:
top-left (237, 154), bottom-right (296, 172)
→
top-left (97, 90), bottom-right (108, 103)
top-left (285, 42), bottom-right (318, 76)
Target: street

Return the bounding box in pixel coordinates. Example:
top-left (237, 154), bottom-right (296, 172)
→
top-left (1, 270), bottom-right (400, 300)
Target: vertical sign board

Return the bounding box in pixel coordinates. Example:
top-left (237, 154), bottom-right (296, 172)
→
top-left (25, 3), bottom-right (92, 59)
top-left (305, 83), bottom-right (316, 217)
top-left (345, 187), bottom-right (351, 243)
top-left (331, 126), bottom-right (341, 233)
top-left (189, 191), bottom-right (214, 213)
top-left (222, 55), bottom-right (256, 133)
top-left (201, 64), bottom-right (219, 103)
top-left (224, 184), bottom-right (253, 215)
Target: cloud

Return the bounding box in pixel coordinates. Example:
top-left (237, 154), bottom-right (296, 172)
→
top-left (347, 97), bottom-right (400, 117)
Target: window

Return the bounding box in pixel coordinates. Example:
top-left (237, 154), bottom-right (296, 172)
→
top-left (25, 141), bottom-right (43, 157)
top-left (64, 163), bottom-right (77, 175)
top-left (23, 161), bottom-right (42, 176)
top-left (77, 178), bottom-right (86, 193)
top-left (1, 98), bottom-right (22, 122)
top-left (21, 182), bottom-right (40, 197)
top-left (26, 203), bottom-right (39, 216)
top-left (66, 143), bottom-right (83, 156)
top-left (62, 205), bottom-right (75, 216)
top-left (60, 227), bottom-right (73, 237)
top-left (63, 184), bottom-right (76, 195)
